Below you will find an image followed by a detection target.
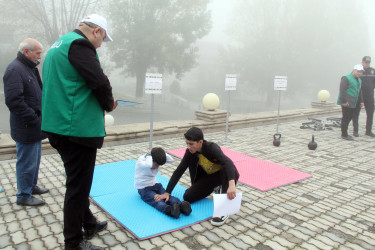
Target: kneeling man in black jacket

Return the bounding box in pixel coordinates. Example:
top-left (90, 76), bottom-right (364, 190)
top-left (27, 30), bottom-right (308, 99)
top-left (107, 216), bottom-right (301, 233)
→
top-left (155, 127), bottom-right (239, 226)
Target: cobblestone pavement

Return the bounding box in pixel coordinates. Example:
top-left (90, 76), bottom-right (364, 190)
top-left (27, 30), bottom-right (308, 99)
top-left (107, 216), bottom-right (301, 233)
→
top-left (1, 115), bottom-right (375, 249)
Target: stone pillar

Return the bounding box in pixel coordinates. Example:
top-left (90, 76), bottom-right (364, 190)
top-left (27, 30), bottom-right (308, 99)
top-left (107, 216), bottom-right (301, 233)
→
top-left (195, 109), bottom-right (227, 122)
top-left (311, 101), bottom-right (336, 110)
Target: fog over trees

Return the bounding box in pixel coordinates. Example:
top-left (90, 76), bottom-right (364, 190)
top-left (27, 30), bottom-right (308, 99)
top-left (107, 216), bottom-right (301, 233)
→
top-left (0, 0), bottom-right (374, 131)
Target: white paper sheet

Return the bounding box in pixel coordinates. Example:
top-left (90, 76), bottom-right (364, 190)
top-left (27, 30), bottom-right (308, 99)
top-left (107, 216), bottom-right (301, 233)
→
top-left (213, 193), bottom-right (242, 218)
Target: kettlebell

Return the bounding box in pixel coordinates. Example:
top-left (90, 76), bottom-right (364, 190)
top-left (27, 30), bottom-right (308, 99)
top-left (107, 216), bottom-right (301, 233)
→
top-left (308, 135), bottom-right (317, 150)
top-left (273, 133), bottom-right (281, 147)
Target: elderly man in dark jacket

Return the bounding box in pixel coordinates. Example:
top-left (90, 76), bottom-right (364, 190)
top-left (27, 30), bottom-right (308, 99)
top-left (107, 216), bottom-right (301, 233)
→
top-left (3, 38), bottom-right (48, 206)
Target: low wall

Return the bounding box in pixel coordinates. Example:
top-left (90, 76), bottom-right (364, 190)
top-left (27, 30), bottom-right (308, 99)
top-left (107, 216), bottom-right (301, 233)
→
top-left (0, 106), bottom-right (341, 160)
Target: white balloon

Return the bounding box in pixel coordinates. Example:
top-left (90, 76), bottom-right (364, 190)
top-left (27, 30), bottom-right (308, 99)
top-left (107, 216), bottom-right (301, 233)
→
top-left (105, 114), bottom-right (114, 126)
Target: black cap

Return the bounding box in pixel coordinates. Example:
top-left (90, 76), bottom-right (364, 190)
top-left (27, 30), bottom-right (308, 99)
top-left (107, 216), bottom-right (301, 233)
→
top-left (362, 56), bottom-right (371, 63)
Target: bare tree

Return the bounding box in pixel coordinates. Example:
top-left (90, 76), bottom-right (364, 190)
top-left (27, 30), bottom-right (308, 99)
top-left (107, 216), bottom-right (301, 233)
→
top-left (14, 0), bottom-right (101, 45)
top-left (107, 0), bottom-right (211, 98)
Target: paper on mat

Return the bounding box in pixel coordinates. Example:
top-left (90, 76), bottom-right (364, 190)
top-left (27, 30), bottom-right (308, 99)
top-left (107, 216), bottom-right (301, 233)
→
top-left (213, 193), bottom-right (242, 218)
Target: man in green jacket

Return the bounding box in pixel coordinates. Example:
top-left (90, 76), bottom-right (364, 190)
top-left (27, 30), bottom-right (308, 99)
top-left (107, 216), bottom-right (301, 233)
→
top-left (337, 64), bottom-right (364, 140)
top-left (42, 14), bottom-right (117, 250)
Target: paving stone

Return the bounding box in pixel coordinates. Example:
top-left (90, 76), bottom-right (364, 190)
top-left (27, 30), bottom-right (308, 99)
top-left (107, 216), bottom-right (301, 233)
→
top-left (307, 237), bottom-right (332, 249)
top-left (12, 231), bottom-right (26, 245)
top-left (43, 235), bottom-right (59, 250)
top-left (227, 236), bottom-right (250, 250)
top-left (161, 244), bottom-right (176, 250)
top-left (15, 242), bottom-right (30, 250)
top-left (0, 235), bottom-right (12, 249)
top-left (315, 234), bottom-right (341, 248)
top-left (194, 234), bottom-right (212, 248)
top-left (170, 230), bottom-right (189, 240)
top-left (171, 241), bottom-right (193, 250)
top-left (102, 233), bottom-right (120, 247)
top-left (201, 230), bottom-right (221, 244)
top-left (217, 240), bottom-right (237, 250)
top-left (36, 225), bottom-right (52, 238)
top-left (24, 227), bottom-right (39, 242)
top-left (123, 241), bottom-right (142, 249)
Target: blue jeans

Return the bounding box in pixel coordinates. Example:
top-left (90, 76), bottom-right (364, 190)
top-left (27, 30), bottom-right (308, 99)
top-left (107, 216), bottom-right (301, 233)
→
top-left (15, 141), bottom-right (41, 201)
top-left (138, 183), bottom-right (181, 214)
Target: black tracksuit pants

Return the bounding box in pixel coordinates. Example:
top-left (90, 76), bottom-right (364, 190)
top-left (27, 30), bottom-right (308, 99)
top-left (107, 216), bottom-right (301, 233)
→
top-left (342, 106), bottom-right (361, 136)
top-left (48, 134), bottom-right (97, 248)
top-left (183, 166), bottom-right (239, 203)
top-left (365, 99), bottom-right (374, 133)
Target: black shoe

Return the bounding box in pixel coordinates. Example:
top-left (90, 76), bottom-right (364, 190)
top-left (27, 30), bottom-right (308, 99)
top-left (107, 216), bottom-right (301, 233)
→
top-left (341, 135), bottom-right (354, 141)
top-left (353, 132), bottom-right (359, 137)
top-left (213, 186), bottom-right (221, 194)
top-left (65, 240), bottom-right (104, 250)
top-left (165, 204), bottom-right (180, 218)
top-left (365, 131), bottom-right (375, 137)
top-left (32, 186), bottom-right (49, 195)
top-left (180, 201), bottom-right (192, 216)
top-left (211, 215), bottom-right (229, 226)
top-left (17, 196), bottom-right (45, 206)
top-left (84, 221), bottom-right (107, 240)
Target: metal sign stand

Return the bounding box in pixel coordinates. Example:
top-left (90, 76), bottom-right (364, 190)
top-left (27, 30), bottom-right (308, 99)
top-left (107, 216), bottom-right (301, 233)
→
top-left (273, 76), bottom-right (287, 147)
top-left (224, 90), bottom-right (232, 143)
top-left (149, 93), bottom-right (154, 149)
top-left (145, 73), bottom-right (162, 149)
top-left (221, 74), bottom-right (236, 144)
top-left (276, 90), bottom-right (281, 134)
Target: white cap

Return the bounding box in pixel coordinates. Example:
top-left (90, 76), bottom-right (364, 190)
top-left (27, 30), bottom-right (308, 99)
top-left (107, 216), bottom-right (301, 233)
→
top-left (81, 14), bottom-right (112, 42)
top-left (353, 64), bottom-right (364, 71)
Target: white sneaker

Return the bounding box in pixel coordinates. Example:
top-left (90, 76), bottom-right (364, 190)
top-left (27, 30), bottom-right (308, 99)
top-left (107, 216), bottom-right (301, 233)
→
top-left (211, 215), bottom-right (228, 226)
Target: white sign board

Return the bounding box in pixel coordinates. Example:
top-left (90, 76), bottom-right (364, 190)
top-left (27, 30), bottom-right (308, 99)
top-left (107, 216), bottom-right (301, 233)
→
top-left (225, 74), bottom-right (237, 91)
top-left (145, 73), bottom-right (163, 94)
top-left (274, 76), bottom-right (287, 91)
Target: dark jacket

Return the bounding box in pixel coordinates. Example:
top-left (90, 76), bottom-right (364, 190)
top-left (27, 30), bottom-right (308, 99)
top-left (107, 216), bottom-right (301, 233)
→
top-left (3, 52), bottom-right (46, 143)
top-left (165, 140), bottom-right (240, 194)
top-left (338, 75), bottom-right (363, 108)
top-left (360, 67), bottom-right (375, 105)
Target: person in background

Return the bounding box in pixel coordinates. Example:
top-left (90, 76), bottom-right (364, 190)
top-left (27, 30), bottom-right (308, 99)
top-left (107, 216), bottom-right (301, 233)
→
top-left (356, 56), bottom-right (375, 137)
top-left (3, 38), bottom-right (49, 207)
top-left (41, 14), bottom-right (117, 250)
top-left (135, 147), bottom-right (192, 218)
top-left (155, 127), bottom-right (239, 227)
top-left (337, 64), bottom-right (364, 140)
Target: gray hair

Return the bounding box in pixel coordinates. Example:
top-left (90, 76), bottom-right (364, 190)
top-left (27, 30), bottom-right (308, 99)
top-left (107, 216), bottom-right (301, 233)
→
top-left (18, 39), bottom-right (43, 53)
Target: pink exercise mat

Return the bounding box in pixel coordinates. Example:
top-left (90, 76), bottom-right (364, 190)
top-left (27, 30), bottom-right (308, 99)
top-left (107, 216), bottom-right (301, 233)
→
top-left (167, 147), bottom-right (312, 192)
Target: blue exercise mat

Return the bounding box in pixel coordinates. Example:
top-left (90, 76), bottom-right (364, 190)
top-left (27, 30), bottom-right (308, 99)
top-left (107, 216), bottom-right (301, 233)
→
top-left (90, 160), bottom-right (213, 240)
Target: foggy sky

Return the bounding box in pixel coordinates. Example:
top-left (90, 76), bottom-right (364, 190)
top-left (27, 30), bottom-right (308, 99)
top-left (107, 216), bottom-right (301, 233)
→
top-left (1, 0), bottom-right (375, 131)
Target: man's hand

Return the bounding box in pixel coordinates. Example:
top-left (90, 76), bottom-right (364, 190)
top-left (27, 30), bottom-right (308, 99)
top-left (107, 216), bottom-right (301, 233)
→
top-left (226, 180), bottom-right (236, 200)
top-left (342, 102), bottom-right (350, 107)
top-left (113, 99), bottom-right (118, 111)
top-left (155, 192), bottom-right (170, 202)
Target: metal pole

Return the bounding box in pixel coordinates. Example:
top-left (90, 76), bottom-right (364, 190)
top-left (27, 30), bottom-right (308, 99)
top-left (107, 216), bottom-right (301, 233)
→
top-left (276, 90), bottom-right (281, 134)
top-left (225, 90), bottom-right (230, 141)
top-left (149, 94), bottom-right (154, 149)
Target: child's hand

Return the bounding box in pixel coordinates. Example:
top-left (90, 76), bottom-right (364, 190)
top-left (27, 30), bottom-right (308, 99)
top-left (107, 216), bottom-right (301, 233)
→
top-left (155, 193), bottom-right (170, 202)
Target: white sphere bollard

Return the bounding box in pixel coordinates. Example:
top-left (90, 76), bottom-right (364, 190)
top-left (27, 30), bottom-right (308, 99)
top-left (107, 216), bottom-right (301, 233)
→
top-left (202, 93), bottom-right (220, 111)
top-left (318, 90), bottom-right (330, 102)
top-left (105, 114), bottom-right (114, 126)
